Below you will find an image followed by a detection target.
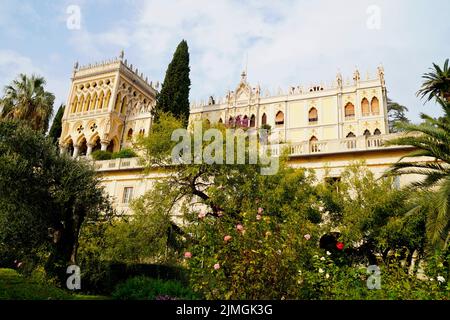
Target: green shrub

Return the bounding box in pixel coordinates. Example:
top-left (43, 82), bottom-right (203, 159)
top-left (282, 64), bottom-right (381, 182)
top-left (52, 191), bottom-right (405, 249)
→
top-left (91, 150), bottom-right (112, 160)
top-left (112, 276), bottom-right (198, 300)
top-left (111, 148), bottom-right (137, 159)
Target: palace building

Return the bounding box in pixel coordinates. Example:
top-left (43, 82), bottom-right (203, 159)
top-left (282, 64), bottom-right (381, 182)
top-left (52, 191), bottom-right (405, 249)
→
top-left (59, 53), bottom-right (423, 214)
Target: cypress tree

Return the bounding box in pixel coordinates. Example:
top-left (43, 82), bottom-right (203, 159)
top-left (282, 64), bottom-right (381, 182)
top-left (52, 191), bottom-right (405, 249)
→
top-left (154, 40), bottom-right (191, 125)
top-left (48, 104), bottom-right (65, 143)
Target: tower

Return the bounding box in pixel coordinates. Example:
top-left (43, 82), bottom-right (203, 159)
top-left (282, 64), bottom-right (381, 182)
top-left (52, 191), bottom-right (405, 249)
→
top-left (59, 52), bottom-right (157, 157)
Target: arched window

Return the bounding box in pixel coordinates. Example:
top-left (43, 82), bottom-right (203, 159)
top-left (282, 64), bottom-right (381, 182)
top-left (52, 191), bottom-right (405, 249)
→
top-left (114, 93), bottom-right (122, 112)
top-left (371, 97), bottom-right (380, 115)
top-left (242, 115), bottom-right (249, 127)
top-left (120, 96), bottom-right (128, 114)
top-left (308, 108), bottom-right (318, 123)
top-left (345, 132), bottom-right (356, 149)
top-left (127, 128), bottom-right (133, 141)
top-left (78, 138), bottom-right (87, 156)
top-left (97, 91), bottom-right (104, 110)
top-left (261, 113), bottom-right (267, 125)
top-left (346, 132), bottom-right (356, 138)
top-left (77, 95), bottom-right (84, 113)
top-left (374, 128), bottom-right (381, 135)
top-left (235, 116), bottom-right (241, 126)
top-left (66, 139), bottom-right (74, 156)
top-left (228, 116), bottom-right (234, 126)
top-left (205, 119), bottom-right (211, 126)
top-left (309, 136), bottom-right (319, 152)
top-left (275, 111), bottom-right (284, 125)
top-left (363, 129), bottom-right (371, 137)
top-left (92, 136), bottom-right (101, 152)
top-left (361, 98), bottom-right (370, 116)
top-left (90, 93), bottom-right (97, 110)
top-left (71, 96), bottom-right (78, 114)
top-left (84, 94), bottom-right (91, 112)
top-left (218, 118), bottom-right (223, 124)
top-left (104, 90), bottom-right (111, 109)
top-left (344, 102), bottom-right (355, 119)
top-left (250, 114), bottom-right (256, 127)
top-left (107, 139), bottom-right (115, 153)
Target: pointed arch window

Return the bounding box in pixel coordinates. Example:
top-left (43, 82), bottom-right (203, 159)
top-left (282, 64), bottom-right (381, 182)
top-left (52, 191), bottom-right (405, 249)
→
top-left (374, 128), bottom-right (381, 135)
top-left (275, 111), bottom-right (284, 125)
top-left (250, 114), bottom-right (256, 127)
top-left (344, 102), bottom-right (355, 119)
top-left (371, 97), bottom-right (380, 115)
top-left (361, 98), bottom-right (370, 116)
top-left (261, 113), bottom-right (267, 125)
top-left (308, 108), bottom-right (318, 123)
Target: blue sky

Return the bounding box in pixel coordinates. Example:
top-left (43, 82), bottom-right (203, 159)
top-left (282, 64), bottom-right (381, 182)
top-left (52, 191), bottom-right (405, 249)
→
top-left (0, 0), bottom-right (449, 123)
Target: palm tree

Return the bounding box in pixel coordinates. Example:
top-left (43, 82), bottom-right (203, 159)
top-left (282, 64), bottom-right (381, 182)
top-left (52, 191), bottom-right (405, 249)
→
top-left (386, 97), bottom-right (450, 248)
top-left (417, 58), bottom-right (450, 102)
top-left (0, 74), bottom-right (55, 132)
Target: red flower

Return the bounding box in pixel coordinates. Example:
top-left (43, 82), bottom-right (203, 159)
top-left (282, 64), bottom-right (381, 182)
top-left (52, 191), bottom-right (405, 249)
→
top-left (336, 242), bottom-right (344, 250)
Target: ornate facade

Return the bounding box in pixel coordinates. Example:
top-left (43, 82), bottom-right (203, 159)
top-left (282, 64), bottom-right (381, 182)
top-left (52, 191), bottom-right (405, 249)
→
top-left (59, 58), bottom-right (424, 214)
top-left (190, 67), bottom-right (389, 146)
top-left (59, 52), bottom-right (158, 157)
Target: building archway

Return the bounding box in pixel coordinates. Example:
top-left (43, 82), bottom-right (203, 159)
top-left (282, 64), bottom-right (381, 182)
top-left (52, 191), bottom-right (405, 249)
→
top-left (250, 114), bottom-right (256, 127)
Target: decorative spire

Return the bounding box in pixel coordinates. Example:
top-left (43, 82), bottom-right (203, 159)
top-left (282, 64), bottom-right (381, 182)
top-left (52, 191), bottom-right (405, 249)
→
top-left (119, 49), bottom-right (124, 60)
top-left (240, 70), bottom-right (247, 82)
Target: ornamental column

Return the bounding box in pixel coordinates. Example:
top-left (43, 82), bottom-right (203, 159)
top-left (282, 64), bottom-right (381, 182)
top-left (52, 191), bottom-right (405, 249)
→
top-left (86, 143), bottom-right (94, 157)
top-left (100, 139), bottom-right (110, 151)
top-left (72, 145), bottom-right (80, 158)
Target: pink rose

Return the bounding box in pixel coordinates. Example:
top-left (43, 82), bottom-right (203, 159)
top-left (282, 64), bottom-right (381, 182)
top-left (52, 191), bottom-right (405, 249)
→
top-left (256, 214), bottom-right (262, 221)
top-left (184, 252), bottom-right (192, 259)
top-left (304, 234), bottom-right (311, 241)
top-left (214, 263), bottom-right (220, 270)
top-left (258, 207), bottom-right (264, 214)
top-left (198, 209), bottom-right (206, 219)
top-left (224, 235), bottom-right (232, 242)
top-left (236, 224), bottom-right (244, 232)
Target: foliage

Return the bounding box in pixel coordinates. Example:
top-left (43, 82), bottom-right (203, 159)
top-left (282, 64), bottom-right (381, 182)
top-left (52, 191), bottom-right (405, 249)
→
top-left (0, 120), bottom-right (114, 283)
top-left (111, 148), bottom-right (137, 159)
top-left (153, 40), bottom-right (191, 125)
top-left (319, 163), bottom-right (426, 263)
top-left (48, 104), bottom-right (65, 143)
top-left (387, 98), bottom-right (409, 133)
top-left (0, 268), bottom-right (106, 300)
top-left (417, 58), bottom-right (450, 102)
top-left (386, 97), bottom-right (450, 248)
top-left (91, 150), bottom-right (113, 160)
top-left (112, 276), bottom-right (197, 300)
top-left (0, 74), bottom-right (55, 132)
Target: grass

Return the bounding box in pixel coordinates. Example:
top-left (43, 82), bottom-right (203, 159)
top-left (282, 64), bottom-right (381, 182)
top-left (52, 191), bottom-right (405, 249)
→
top-left (0, 268), bottom-right (107, 300)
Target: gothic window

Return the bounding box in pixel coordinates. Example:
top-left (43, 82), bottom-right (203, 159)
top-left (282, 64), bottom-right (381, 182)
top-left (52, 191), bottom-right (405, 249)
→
top-left (308, 108), bottom-right (318, 123)
top-left (371, 97), bottom-right (380, 115)
top-left (127, 128), bottom-right (133, 141)
top-left (115, 93), bottom-right (122, 112)
top-left (242, 115), bottom-right (249, 127)
top-left (374, 128), bottom-right (381, 135)
top-left (84, 94), bottom-right (91, 112)
top-left (228, 116), bottom-right (234, 126)
top-left (250, 114), bottom-right (256, 127)
top-left (218, 118), bottom-right (223, 124)
top-left (346, 132), bottom-right (356, 138)
top-left (363, 129), bottom-right (371, 137)
top-left (261, 113), bottom-right (267, 125)
top-left (71, 96), bottom-right (78, 114)
top-left (77, 95), bottom-right (84, 113)
top-left (344, 102), bottom-right (355, 119)
top-left (97, 91), bottom-right (104, 110)
top-left (120, 96), bottom-right (128, 114)
top-left (309, 136), bottom-right (319, 152)
top-left (361, 98), bottom-right (370, 116)
top-left (104, 90), bottom-right (111, 109)
top-left (275, 111), bottom-right (284, 125)
top-left (78, 138), bottom-right (87, 156)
